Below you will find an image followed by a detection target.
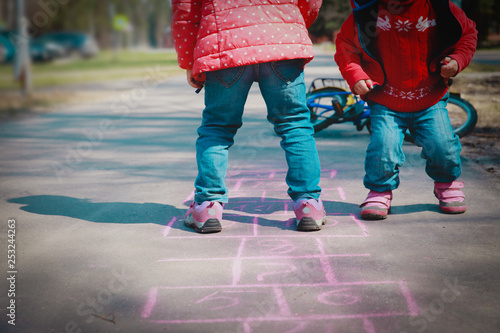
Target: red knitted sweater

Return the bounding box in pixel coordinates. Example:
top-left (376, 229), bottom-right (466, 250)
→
top-left (367, 0), bottom-right (448, 112)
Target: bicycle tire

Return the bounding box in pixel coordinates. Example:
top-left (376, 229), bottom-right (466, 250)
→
top-left (447, 93), bottom-right (478, 138)
top-left (404, 93), bottom-right (478, 142)
top-left (306, 87), bottom-right (354, 133)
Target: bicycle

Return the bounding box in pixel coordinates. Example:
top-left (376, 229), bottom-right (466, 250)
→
top-left (306, 78), bottom-right (478, 141)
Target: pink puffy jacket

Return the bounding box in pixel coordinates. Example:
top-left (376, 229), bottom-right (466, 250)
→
top-left (171, 0), bottom-right (322, 80)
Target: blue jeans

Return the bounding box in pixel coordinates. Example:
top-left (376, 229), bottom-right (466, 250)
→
top-left (364, 93), bottom-right (462, 192)
top-left (194, 60), bottom-right (322, 204)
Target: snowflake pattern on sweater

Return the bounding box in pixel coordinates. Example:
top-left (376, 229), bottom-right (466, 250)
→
top-left (376, 16), bottom-right (436, 32)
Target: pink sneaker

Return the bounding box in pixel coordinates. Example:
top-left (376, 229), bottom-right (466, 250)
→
top-left (434, 181), bottom-right (467, 214)
top-left (360, 190), bottom-right (392, 220)
top-left (184, 201), bottom-right (223, 233)
top-left (293, 198), bottom-right (326, 231)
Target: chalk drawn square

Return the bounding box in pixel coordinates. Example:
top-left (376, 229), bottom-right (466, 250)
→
top-left (156, 237), bottom-right (244, 260)
top-left (239, 237), bottom-right (323, 257)
top-left (234, 257), bottom-right (330, 285)
top-left (144, 286), bottom-right (283, 322)
top-left (327, 256), bottom-right (395, 283)
top-left (154, 260), bottom-right (235, 287)
top-left (283, 282), bottom-right (417, 318)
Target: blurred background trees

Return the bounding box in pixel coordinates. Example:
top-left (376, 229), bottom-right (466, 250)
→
top-left (0, 0), bottom-right (172, 49)
top-left (0, 0), bottom-right (498, 49)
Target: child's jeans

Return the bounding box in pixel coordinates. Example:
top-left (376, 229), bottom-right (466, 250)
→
top-left (194, 59), bottom-right (322, 204)
top-left (364, 93), bottom-right (462, 192)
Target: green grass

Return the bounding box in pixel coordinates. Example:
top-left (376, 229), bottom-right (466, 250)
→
top-left (0, 50), bottom-right (182, 89)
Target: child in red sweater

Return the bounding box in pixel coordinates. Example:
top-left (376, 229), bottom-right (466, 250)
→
top-left (335, 0), bottom-right (477, 219)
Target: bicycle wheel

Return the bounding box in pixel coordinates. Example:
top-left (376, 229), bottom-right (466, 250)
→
top-left (306, 87), bottom-right (354, 133)
top-left (404, 93), bottom-right (478, 142)
top-left (447, 93), bottom-right (478, 138)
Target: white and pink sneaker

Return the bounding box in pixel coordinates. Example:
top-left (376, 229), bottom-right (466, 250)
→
top-left (184, 201), bottom-right (223, 233)
top-left (293, 198), bottom-right (327, 231)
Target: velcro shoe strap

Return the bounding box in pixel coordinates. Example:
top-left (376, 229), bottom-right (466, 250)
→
top-left (438, 189), bottom-right (465, 200)
top-left (360, 194), bottom-right (392, 208)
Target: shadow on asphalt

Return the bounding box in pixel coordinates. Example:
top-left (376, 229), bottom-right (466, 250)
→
top-left (8, 195), bottom-right (440, 231)
top-left (8, 195), bottom-right (183, 225)
top-left (390, 203), bottom-right (440, 215)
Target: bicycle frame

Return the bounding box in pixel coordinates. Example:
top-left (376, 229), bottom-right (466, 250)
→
top-left (306, 82), bottom-right (371, 132)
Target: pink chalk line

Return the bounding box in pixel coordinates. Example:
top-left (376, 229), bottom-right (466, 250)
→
top-left (363, 318), bottom-right (377, 333)
top-left (152, 280), bottom-right (403, 290)
top-left (227, 178), bottom-right (285, 182)
top-left (256, 263), bottom-right (297, 282)
top-left (234, 180), bottom-right (243, 190)
top-left (156, 253), bottom-right (371, 262)
top-left (273, 286), bottom-right (292, 316)
top-left (252, 181), bottom-right (264, 188)
top-left (149, 311), bottom-right (410, 324)
top-left (230, 188), bottom-right (344, 193)
top-left (162, 217), bottom-right (177, 237)
top-left (182, 191), bottom-right (195, 204)
top-left (350, 214), bottom-right (369, 236)
top-left (226, 169), bottom-right (334, 178)
top-left (399, 280), bottom-right (420, 316)
top-left (253, 216), bottom-right (259, 236)
top-left (314, 238), bottom-right (337, 284)
top-left (162, 234), bottom-right (369, 239)
top-left (330, 170), bottom-right (337, 179)
top-left (337, 187), bottom-right (346, 201)
top-left (227, 169), bottom-right (287, 175)
top-left (242, 321), bottom-right (251, 333)
top-left (285, 322), bottom-right (308, 333)
top-left (232, 238), bottom-right (247, 286)
top-left (141, 287), bottom-right (158, 318)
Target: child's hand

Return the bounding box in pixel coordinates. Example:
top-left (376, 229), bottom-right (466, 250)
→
top-left (440, 57), bottom-right (459, 79)
top-left (186, 69), bottom-right (204, 89)
top-left (353, 79), bottom-right (374, 96)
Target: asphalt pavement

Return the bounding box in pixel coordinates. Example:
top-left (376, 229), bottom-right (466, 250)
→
top-left (1, 52), bottom-right (499, 333)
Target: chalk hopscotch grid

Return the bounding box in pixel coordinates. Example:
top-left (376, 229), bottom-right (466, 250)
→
top-left (142, 237), bottom-right (418, 330)
top-left (146, 169), bottom-right (419, 331)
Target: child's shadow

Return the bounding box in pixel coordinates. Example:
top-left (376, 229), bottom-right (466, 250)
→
top-left (390, 204), bottom-right (440, 215)
top-left (222, 197), bottom-right (360, 216)
top-left (8, 195), bottom-right (184, 225)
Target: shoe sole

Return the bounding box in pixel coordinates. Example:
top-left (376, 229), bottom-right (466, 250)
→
top-left (360, 207), bottom-right (390, 220)
top-left (194, 218), bottom-right (222, 234)
top-left (296, 216), bottom-right (326, 231)
top-left (439, 205), bottom-right (467, 214)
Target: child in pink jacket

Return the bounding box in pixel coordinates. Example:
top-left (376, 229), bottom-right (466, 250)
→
top-left (335, 0), bottom-right (477, 220)
top-left (172, 0), bottom-right (326, 232)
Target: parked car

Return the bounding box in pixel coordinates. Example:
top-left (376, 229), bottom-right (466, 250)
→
top-left (0, 30), bottom-right (65, 62)
top-left (0, 33), bottom-right (15, 63)
top-left (35, 32), bottom-right (99, 58)
top-left (29, 37), bottom-right (65, 62)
